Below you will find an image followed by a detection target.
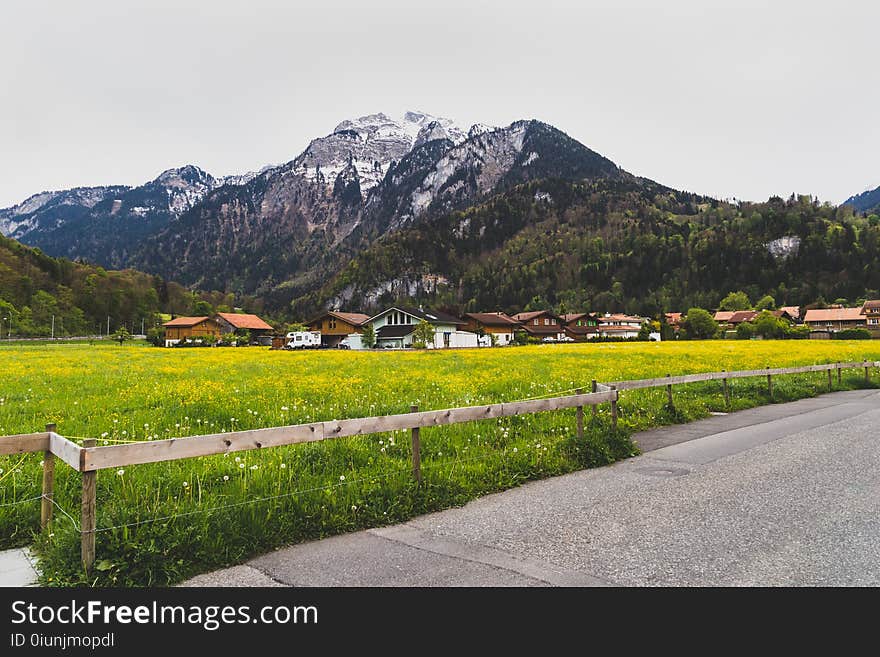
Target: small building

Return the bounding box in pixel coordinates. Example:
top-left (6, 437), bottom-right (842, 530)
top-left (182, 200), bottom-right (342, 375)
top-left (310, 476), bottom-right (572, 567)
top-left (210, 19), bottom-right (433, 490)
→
top-left (162, 316), bottom-right (221, 347)
top-left (862, 300), bottom-right (880, 337)
top-left (714, 311), bottom-right (736, 324)
top-left (593, 313), bottom-right (645, 339)
top-left (803, 307), bottom-right (867, 334)
top-left (306, 311), bottom-right (371, 348)
top-left (511, 310), bottom-right (567, 341)
top-left (366, 306), bottom-right (476, 349)
top-left (561, 312), bottom-right (599, 341)
top-left (727, 310), bottom-right (758, 326)
top-left (778, 306), bottom-right (802, 323)
top-left (664, 312), bottom-right (684, 335)
top-left (215, 312), bottom-right (275, 345)
top-left (462, 312), bottom-right (521, 345)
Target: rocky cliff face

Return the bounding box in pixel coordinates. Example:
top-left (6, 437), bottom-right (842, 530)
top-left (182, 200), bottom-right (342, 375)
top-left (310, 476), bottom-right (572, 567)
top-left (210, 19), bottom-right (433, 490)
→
top-left (1, 111), bottom-right (628, 307)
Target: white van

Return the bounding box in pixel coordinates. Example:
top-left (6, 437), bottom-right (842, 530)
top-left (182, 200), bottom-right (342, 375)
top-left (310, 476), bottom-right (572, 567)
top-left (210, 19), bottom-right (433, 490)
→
top-left (284, 331), bottom-right (322, 349)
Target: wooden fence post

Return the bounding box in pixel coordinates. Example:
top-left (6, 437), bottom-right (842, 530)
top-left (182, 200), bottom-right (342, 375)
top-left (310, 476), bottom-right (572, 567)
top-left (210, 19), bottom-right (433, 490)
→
top-left (410, 405), bottom-right (421, 484)
top-left (41, 423), bottom-right (56, 531)
top-left (767, 371), bottom-right (773, 398)
top-left (81, 439), bottom-right (97, 575)
top-left (723, 370), bottom-right (730, 408)
top-left (591, 380), bottom-right (598, 418)
top-left (867, 365), bottom-right (871, 384)
top-left (576, 389), bottom-right (584, 441)
top-left (666, 374), bottom-right (673, 408)
top-left (610, 386), bottom-right (618, 432)
top-left (827, 366), bottom-right (833, 392)
top-left (838, 363), bottom-right (842, 385)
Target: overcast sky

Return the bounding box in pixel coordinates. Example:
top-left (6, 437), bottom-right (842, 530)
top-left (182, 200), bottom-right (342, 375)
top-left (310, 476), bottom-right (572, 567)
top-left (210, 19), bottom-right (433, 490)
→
top-left (1, 0), bottom-right (877, 208)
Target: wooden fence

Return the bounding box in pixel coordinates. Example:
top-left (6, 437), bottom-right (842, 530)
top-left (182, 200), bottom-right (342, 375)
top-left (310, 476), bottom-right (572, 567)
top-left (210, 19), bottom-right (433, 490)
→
top-left (1, 360), bottom-right (876, 574)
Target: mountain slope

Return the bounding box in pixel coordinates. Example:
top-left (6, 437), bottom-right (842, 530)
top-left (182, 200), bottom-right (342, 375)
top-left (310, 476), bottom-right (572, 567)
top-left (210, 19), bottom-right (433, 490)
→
top-left (0, 234), bottom-right (201, 337)
top-left (306, 183), bottom-right (880, 318)
top-left (131, 116), bottom-right (628, 307)
top-left (844, 185), bottom-right (880, 214)
top-left (0, 165), bottom-right (232, 269)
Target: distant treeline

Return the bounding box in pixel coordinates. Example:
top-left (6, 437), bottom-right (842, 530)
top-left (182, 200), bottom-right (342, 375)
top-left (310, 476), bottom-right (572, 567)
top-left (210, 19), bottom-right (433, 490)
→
top-left (0, 235), bottom-right (267, 337)
top-left (299, 180), bottom-right (880, 319)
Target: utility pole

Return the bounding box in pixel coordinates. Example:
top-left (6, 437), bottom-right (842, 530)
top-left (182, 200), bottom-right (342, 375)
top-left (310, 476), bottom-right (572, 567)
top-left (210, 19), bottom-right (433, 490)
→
top-left (141, 318), bottom-right (145, 335)
top-left (51, 315), bottom-right (55, 339)
top-left (107, 316), bottom-right (110, 336)
top-left (1, 316), bottom-right (5, 340)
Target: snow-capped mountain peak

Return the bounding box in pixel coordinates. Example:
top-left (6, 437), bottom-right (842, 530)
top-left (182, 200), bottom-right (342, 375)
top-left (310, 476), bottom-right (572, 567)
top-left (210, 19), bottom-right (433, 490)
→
top-left (289, 111), bottom-right (468, 195)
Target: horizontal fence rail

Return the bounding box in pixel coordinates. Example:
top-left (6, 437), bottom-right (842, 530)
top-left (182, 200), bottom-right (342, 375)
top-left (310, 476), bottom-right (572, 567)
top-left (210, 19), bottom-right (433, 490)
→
top-left (606, 361), bottom-right (876, 391)
top-left (1, 359), bottom-right (877, 574)
top-left (81, 390), bottom-right (617, 472)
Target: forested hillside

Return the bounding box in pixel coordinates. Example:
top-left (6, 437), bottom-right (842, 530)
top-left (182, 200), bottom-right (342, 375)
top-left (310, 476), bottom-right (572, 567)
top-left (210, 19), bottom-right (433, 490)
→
top-left (302, 179), bottom-right (880, 317)
top-left (0, 235), bottom-right (262, 337)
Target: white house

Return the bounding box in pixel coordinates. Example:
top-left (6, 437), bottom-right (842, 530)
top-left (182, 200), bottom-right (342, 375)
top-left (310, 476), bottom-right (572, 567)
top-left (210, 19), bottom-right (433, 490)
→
top-left (591, 313), bottom-right (646, 339)
top-left (363, 306), bottom-right (478, 349)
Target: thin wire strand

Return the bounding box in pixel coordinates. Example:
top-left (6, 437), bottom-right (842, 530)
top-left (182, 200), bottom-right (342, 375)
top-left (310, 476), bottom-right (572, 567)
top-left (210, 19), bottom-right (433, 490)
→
top-left (44, 495), bottom-right (81, 531)
top-left (87, 442), bottom-right (561, 535)
top-left (89, 464), bottom-right (415, 534)
top-left (0, 494), bottom-right (43, 509)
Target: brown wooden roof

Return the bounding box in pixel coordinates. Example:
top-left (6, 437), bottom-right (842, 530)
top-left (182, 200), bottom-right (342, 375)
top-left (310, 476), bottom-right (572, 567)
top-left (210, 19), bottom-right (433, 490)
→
top-left (308, 311), bottom-right (371, 326)
top-left (464, 312), bottom-right (521, 327)
top-left (216, 312), bottom-right (274, 330)
top-left (728, 310), bottom-right (758, 324)
top-left (163, 316), bottom-right (211, 327)
top-left (512, 310), bottom-right (557, 322)
top-left (803, 307), bottom-right (866, 322)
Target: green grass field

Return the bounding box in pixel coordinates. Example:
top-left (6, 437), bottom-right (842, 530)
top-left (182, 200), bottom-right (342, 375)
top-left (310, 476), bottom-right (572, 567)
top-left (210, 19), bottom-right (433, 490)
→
top-left (1, 340), bottom-right (878, 586)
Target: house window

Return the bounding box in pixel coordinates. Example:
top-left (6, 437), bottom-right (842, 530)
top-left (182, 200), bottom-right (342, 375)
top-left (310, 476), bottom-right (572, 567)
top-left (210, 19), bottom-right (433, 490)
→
top-left (533, 319), bottom-right (539, 326)
top-left (544, 318), bottom-right (550, 325)
top-left (328, 319), bottom-right (337, 330)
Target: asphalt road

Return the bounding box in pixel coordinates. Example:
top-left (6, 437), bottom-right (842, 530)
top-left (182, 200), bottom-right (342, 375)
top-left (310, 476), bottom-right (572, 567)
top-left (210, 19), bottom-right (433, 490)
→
top-left (182, 388), bottom-right (880, 587)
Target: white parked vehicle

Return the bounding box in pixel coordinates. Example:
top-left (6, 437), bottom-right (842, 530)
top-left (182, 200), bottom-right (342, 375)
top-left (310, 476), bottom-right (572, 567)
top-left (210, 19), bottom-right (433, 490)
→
top-left (284, 331), bottom-right (322, 349)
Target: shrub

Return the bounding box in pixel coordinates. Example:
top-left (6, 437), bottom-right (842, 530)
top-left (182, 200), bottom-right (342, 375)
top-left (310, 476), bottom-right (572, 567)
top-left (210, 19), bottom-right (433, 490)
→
top-left (835, 328), bottom-right (872, 340)
top-left (736, 322), bottom-right (756, 340)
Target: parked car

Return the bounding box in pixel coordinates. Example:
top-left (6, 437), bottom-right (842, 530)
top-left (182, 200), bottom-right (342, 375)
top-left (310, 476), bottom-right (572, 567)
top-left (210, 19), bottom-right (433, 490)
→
top-left (542, 336), bottom-right (557, 343)
top-left (558, 336), bottom-right (575, 343)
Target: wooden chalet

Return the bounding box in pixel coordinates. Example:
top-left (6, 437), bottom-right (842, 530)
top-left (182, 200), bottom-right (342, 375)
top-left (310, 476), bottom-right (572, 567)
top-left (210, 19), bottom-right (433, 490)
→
top-left (862, 300), bottom-right (880, 336)
top-left (162, 316), bottom-right (221, 347)
top-left (215, 312), bottom-right (275, 345)
top-left (462, 313), bottom-right (522, 345)
top-left (306, 311), bottom-right (371, 347)
top-left (561, 312), bottom-right (599, 341)
top-left (803, 307), bottom-right (868, 335)
top-left (511, 310), bottom-right (566, 341)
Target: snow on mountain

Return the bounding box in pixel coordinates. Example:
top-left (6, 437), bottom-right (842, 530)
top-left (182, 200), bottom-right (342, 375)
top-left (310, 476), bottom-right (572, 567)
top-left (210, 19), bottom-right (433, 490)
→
top-left (287, 111), bottom-right (468, 196)
top-left (219, 164), bottom-right (279, 187)
top-left (152, 165), bottom-right (219, 215)
top-left (0, 187), bottom-right (123, 238)
top-left (409, 121), bottom-right (529, 215)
